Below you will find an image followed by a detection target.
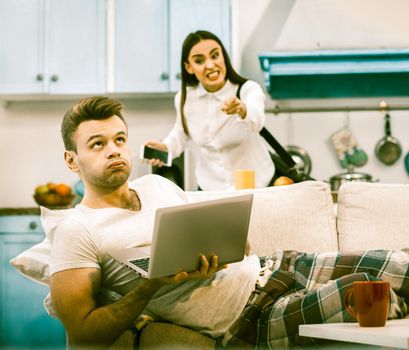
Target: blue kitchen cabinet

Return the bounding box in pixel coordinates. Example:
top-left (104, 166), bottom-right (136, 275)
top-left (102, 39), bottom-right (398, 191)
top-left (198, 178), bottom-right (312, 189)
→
top-left (0, 0), bottom-right (106, 95)
top-left (168, 0), bottom-right (231, 92)
top-left (114, 0), bottom-right (231, 93)
top-left (114, 0), bottom-right (169, 93)
top-left (0, 0), bottom-right (44, 94)
top-left (0, 215), bottom-right (66, 349)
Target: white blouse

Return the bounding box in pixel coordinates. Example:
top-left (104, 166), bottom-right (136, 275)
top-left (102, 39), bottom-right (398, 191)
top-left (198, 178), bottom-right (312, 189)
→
top-left (163, 80), bottom-right (275, 190)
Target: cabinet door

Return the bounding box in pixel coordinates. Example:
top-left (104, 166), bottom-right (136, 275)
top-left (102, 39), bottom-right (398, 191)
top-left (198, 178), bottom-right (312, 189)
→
top-left (169, 0), bottom-right (231, 91)
top-left (0, 233), bottom-right (66, 349)
top-left (114, 0), bottom-right (169, 93)
top-left (47, 0), bottom-right (106, 94)
top-left (0, 0), bottom-right (45, 94)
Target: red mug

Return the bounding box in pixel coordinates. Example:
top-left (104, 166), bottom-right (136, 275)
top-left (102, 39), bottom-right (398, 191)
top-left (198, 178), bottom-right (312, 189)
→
top-left (345, 281), bottom-right (390, 327)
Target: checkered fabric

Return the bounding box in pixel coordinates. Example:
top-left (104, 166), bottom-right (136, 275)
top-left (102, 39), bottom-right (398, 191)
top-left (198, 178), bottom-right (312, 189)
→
top-left (222, 250), bottom-right (409, 349)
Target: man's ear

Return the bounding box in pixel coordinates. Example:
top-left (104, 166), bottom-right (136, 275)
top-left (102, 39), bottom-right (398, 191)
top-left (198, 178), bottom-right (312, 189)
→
top-left (184, 62), bottom-right (194, 75)
top-left (64, 150), bottom-right (79, 172)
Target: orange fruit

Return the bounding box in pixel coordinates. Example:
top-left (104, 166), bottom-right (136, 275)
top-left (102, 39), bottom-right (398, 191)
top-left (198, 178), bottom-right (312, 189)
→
top-left (46, 182), bottom-right (58, 192)
top-left (273, 176), bottom-right (295, 186)
top-left (55, 183), bottom-right (72, 197)
top-left (44, 193), bottom-right (61, 206)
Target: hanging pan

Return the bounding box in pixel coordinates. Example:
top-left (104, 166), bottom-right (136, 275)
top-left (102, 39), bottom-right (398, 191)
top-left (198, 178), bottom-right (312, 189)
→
top-left (286, 145), bottom-right (312, 175)
top-left (375, 113), bottom-right (402, 165)
top-left (405, 152), bottom-right (409, 176)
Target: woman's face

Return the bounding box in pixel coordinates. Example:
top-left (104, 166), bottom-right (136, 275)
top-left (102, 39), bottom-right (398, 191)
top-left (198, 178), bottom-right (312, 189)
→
top-left (184, 39), bottom-right (226, 92)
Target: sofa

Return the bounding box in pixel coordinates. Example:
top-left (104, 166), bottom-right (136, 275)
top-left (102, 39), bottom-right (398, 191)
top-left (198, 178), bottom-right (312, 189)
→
top-left (10, 180), bottom-right (409, 349)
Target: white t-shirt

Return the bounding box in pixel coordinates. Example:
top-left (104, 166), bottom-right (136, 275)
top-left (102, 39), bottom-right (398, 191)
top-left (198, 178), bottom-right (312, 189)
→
top-left (49, 174), bottom-right (260, 337)
top-left (163, 80), bottom-right (275, 190)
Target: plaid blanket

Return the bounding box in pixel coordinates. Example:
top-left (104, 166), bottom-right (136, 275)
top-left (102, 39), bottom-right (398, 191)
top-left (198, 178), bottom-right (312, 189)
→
top-left (221, 250), bottom-right (409, 349)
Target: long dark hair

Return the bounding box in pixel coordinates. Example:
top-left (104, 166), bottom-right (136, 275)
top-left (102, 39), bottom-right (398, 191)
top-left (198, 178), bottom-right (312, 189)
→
top-left (180, 30), bottom-right (247, 136)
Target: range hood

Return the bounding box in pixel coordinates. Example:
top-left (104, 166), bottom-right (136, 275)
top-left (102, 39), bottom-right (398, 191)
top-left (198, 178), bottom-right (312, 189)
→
top-left (259, 49), bottom-right (409, 99)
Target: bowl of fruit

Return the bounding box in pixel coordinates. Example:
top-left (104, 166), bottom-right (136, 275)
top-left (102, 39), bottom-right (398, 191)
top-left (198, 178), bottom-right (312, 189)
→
top-left (33, 182), bottom-right (75, 208)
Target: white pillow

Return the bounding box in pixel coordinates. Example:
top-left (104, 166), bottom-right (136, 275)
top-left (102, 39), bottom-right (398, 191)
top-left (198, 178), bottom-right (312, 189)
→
top-left (337, 182), bottom-right (409, 251)
top-left (10, 238), bottom-right (51, 285)
top-left (9, 207), bottom-right (72, 285)
top-left (186, 181), bottom-right (338, 256)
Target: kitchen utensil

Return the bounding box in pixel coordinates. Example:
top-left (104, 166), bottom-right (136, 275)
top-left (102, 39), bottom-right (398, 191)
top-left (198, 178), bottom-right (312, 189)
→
top-left (330, 127), bottom-right (368, 169)
top-left (329, 166), bottom-right (376, 191)
top-left (286, 145), bottom-right (312, 175)
top-left (405, 152), bottom-right (409, 176)
top-left (375, 113), bottom-right (402, 165)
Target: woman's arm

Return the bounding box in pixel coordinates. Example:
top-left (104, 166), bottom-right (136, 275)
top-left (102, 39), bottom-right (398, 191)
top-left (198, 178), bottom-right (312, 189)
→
top-left (222, 81), bottom-right (266, 132)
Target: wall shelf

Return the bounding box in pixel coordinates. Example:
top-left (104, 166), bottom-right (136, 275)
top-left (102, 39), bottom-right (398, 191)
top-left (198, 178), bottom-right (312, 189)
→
top-left (259, 49), bottom-right (409, 99)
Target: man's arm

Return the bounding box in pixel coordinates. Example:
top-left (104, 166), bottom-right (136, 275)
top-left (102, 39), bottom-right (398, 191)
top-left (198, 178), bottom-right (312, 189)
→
top-left (50, 255), bottom-right (222, 347)
top-left (50, 267), bottom-right (164, 347)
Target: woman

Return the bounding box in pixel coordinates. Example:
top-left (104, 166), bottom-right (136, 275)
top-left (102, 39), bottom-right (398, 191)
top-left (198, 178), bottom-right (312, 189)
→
top-left (145, 30), bottom-right (274, 190)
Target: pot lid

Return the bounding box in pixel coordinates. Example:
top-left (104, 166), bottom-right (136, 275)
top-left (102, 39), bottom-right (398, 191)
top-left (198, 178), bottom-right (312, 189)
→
top-left (330, 171), bottom-right (373, 181)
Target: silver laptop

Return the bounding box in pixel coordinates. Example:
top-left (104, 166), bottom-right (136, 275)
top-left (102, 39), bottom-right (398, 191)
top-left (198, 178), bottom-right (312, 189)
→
top-left (108, 194), bottom-right (253, 279)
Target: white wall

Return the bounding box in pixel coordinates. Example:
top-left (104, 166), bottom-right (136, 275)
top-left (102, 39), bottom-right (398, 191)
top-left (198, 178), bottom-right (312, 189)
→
top-left (1, 0), bottom-right (409, 207)
top-left (233, 0), bottom-right (409, 185)
top-left (0, 97), bottom-right (176, 207)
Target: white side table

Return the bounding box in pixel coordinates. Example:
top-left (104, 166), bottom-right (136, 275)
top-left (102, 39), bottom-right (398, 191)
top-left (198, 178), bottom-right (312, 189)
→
top-left (299, 319), bottom-right (409, 349)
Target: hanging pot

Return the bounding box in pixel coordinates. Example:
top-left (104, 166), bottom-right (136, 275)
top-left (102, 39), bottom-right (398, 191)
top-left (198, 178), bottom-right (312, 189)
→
top-left (375, 113), bottom-right (402, 165)
top-left (405, 152), bottom-right (409, 176)
top-left (329, 169), bottom-right (377, 192)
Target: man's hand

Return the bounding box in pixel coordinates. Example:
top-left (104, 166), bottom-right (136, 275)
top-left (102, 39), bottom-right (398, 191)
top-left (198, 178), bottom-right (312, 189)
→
top-left (221, 97), bottom-right (247, 119)
top-left (158, 255), bottom-right (227, 284)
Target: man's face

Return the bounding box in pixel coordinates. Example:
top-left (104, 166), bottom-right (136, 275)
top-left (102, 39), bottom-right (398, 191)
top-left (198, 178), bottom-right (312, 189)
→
top-left (68, 115), bottom-right (132, 191)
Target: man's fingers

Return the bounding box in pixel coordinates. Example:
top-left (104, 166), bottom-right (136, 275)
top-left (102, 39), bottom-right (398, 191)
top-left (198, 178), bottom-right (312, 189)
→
top-left (173, 271), bottom-right (189, 283)
top-left (208, 255), bottom-right (218, 274)
top-left (199, 255), bottom-right (209, 274)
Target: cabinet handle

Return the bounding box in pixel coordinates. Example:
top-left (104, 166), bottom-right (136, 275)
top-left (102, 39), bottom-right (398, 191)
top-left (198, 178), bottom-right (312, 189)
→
top-left (36, 74), bottom-right (44, 81)
top-left (29, 221), bottom-right (38, 230)
top-left (50, 74), bottom-right (59, 82)
top-left (175, 72), bottom-right (181, 80)
top-left (160, 73), bottom-right (169, 80)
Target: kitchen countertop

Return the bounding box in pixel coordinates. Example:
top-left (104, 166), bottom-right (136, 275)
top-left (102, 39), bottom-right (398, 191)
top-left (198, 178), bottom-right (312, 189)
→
top-left (0, 208), bottom-right (41, 216)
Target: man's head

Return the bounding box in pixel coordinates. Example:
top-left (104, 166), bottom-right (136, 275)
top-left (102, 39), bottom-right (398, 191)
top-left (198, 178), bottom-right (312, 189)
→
top-left (62, 96), bottom-right (132, 193)
top-left (62, 96), bottom-right (126, 152)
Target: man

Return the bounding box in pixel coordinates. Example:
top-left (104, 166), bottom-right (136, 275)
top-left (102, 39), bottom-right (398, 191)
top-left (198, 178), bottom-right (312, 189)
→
top-left (50, 96), bottom-right (260, 348)
top-left (50, 96), bottom-right (408, 350)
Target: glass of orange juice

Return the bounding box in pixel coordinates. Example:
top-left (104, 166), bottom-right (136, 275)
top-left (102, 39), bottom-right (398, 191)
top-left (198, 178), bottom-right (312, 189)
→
top-left (235, 169), bottom-right (255, 190)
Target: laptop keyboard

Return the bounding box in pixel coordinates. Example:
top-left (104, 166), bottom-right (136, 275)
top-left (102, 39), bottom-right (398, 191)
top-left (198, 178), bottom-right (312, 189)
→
top-left (129, 257), bottom-right (150, 272)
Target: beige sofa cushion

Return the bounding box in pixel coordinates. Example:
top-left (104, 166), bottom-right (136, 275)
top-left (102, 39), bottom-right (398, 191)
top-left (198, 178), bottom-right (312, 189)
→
top-left (139, 323), bottom-right (215, 349)
top-left (186, 181), bottom-right (338, 256)
top-left (337, 182), bottom-right (409, 251)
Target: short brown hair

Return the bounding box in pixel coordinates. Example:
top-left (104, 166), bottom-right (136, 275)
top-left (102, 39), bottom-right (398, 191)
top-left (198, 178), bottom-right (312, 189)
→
top-left (61, 96), bottom-right (125, 151)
